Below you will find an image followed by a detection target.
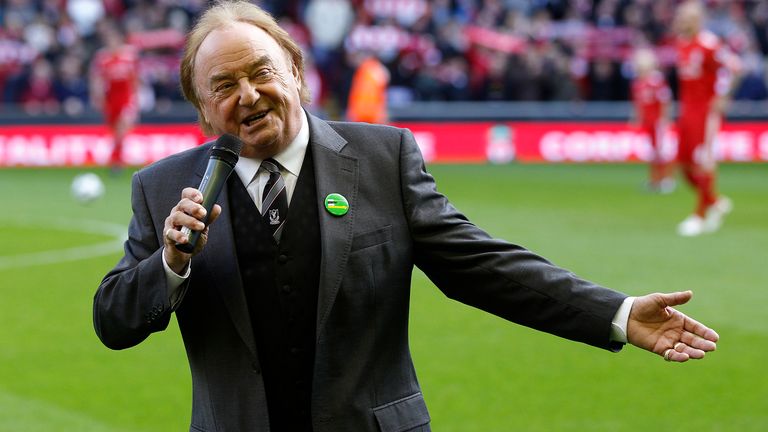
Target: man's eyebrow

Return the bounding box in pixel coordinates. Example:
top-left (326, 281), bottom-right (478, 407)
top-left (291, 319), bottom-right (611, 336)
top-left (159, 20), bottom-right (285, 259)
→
top-left (208, 56), bottom-right (275, 87)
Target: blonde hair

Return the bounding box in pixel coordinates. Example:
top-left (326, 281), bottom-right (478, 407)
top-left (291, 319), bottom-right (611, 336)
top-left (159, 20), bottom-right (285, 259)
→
top-left (180, 0), bottom-right (310, 135)
top-left (674, 0), bottom-right (705, 38)
top-left (679, 0), bottom-right (705, 18)
top-left (633, 48), bottom-right (658, 76)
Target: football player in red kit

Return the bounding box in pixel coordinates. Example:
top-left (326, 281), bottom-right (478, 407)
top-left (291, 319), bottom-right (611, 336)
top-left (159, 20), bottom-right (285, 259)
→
top-left (90, 26), bottom-right (140, 173)
top-left (631, 48), bottom-right (674, 193)
top-left (674, 0), bottom-right (740, 236)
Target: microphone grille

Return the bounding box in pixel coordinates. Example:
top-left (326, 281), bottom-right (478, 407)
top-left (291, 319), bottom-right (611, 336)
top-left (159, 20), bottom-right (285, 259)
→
top-left (211, 133), bottom-right (242, 166)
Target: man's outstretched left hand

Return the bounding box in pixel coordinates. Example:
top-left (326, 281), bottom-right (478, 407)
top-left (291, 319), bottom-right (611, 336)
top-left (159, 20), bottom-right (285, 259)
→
top-left (627, 291), bottom-right (719, 362)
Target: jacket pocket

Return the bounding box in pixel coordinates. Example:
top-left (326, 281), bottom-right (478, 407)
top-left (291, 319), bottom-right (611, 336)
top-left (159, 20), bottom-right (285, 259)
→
top-left (351, 225), bottom-right (392, 252)
top-left (372, 392), bottom-right (431, 432)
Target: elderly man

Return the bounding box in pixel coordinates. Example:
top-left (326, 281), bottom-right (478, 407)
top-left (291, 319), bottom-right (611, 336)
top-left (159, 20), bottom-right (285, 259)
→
top-left (93, 1), bottom-right (719, 431)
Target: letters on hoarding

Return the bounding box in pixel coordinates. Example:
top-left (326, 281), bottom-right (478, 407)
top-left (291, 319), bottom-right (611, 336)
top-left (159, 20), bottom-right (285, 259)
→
top-left (0, 122), bottom-right (766, 166)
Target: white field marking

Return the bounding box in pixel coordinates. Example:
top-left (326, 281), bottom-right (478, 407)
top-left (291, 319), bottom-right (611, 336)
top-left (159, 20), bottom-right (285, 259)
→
top-left (0, 389), bottom-right (137, 432)
top-left (0, 218), bottom-right (127, 270)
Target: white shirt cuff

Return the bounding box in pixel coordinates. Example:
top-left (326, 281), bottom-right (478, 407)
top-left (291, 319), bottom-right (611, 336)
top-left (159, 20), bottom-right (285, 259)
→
top-left (162, 247), bottom-right (190, 309)
top-left (610, 297), bottom-right (635, 343)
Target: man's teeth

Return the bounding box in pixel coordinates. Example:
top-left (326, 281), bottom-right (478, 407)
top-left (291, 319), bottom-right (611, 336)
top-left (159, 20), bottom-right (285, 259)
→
top-left (244, 112), bottom-right (267, 125)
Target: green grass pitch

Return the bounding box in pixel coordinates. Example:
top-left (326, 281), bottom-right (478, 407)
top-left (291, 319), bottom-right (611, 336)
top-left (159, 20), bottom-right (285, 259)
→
top-left (1, 163), bottom-right (766, 431)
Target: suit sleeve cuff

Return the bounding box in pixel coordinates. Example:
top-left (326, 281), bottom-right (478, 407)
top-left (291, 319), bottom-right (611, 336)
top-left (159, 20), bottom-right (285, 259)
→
top-left (610, 296), bottom-right (635, 344)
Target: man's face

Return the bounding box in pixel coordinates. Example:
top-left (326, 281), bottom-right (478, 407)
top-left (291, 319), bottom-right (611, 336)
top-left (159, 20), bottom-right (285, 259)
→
top-left (194, 21), bottom-right (304, 159)
top-left (674, 3), bottom-right (702, 39)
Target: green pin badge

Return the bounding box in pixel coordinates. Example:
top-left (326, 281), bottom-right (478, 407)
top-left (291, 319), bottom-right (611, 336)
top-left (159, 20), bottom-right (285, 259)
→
top-left (324, 193), bottom-right (349, 216)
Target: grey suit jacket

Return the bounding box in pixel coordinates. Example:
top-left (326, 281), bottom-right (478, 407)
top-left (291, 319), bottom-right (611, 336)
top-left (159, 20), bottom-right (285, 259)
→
top-left (94, 114), bottom-right (627, 432)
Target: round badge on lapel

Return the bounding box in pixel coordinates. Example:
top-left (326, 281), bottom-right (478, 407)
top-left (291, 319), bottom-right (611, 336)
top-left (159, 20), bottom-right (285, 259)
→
top-left (324, 193), bottom-right (349, 216)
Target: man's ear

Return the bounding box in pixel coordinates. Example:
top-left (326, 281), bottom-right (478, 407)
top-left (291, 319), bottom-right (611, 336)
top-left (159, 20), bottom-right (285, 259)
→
top-left (292, 63), bottom-right (302, 87)
top-left (198, 107), bottom-right (214, 136)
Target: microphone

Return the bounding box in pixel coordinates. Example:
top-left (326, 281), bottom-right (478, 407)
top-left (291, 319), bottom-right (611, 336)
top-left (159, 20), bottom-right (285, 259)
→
top-left (175, 133), bottom-right (242, 253)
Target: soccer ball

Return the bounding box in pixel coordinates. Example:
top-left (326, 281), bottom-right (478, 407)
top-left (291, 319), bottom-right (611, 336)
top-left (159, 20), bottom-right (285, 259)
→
top-left (71, 172), bottom-right (105, 203)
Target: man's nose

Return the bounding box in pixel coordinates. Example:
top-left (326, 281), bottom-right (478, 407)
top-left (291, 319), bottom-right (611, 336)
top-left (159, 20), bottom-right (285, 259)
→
top-left (238, 79), bottom-right (259, 106)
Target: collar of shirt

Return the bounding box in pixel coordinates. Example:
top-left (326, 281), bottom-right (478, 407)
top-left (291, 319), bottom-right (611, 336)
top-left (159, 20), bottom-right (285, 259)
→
top-left (233, 110), bottom-right (309, 187)
top-left (232, 111), bottom-right (309, 208)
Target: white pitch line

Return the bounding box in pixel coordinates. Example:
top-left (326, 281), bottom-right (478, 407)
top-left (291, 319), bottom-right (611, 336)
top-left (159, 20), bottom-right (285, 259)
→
top-left (0, 219), bottom-right (127, 270)
top-left (0, 389), bottom-right (137, 432)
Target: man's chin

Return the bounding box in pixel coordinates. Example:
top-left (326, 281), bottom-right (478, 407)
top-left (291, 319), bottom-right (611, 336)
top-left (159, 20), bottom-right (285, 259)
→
top-left (240, 137), bottom-right (281, 159)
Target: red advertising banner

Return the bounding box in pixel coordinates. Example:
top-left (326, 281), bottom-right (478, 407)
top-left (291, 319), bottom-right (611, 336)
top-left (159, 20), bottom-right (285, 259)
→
top-left (394, 121), bottom-right (768, 164)
top-left (1, 121), bottom-right (767, 166)
top-left (0, 124), bottom-right (206, 167)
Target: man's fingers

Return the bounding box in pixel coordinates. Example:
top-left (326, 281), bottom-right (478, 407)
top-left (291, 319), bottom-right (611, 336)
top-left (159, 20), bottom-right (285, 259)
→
top-left (171, 209), bottom-right (206, 232)
top-left (206, 204), bottom-right (222, 225)
top-left (673, 342), bottom-right (706, 359)
top-left (680, 330), bottom-right (717, 351)
top-left (681, 346), bottom-right (704, 360)
top-left (164, 196), bottom-right (206, 247)
top-left (663, 330), bottom-right (716, 363)
top-left (164, 189), bottom-right (219, 258)
top-left (165, 227), bottom-right (179, 243)
top-left (663, 348), bottom-right (690, 363)
top-left (682, 314), bottom-right (720, 343)
top-left (181, 187), bottom-right (203, 203)
top-left (177, 197), bottom-right (208, 221)
top-left (660, 290), bottom-right (693, 307)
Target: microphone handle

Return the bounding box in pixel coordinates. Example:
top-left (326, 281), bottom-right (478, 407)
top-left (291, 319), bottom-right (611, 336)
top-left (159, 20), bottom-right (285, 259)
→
top-left (175, 158), bottom-right (233, 253)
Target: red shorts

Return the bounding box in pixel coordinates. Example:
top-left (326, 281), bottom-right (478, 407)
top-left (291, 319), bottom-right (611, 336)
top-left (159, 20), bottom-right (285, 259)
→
top-left (104, 98), bottom-right (138, 128)
top-left (677, 110), bottom-right (718, 164)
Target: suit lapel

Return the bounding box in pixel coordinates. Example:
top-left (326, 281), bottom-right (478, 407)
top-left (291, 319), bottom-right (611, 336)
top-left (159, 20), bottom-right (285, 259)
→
top-left (308, 115), bottom-right (358, 340)
top-left (194, 147), bottom-right (257, 357)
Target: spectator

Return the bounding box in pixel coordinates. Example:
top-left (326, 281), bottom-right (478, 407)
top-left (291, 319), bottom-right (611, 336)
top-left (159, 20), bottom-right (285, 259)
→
top-left (21, 57), bottom-right (59, 114)
top-left (0, 0), bottom-right (765, 113)
top-left (346, 52), bottom-right (389, 123)
top-left (53, 54), bottom-right (89, 115)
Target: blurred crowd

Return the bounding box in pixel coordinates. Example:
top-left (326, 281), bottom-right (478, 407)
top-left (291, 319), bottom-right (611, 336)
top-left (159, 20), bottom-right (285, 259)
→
top-left (1, 0), bottom-right (767, 119)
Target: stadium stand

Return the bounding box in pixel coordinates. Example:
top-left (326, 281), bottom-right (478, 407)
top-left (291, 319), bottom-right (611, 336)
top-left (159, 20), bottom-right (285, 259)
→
top-left (0, 0), bottom-right (767, 121)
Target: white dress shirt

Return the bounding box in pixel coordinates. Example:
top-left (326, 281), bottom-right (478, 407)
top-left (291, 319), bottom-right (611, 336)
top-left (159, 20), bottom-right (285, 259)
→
top-left (231, 112), bottom-right (309, 211)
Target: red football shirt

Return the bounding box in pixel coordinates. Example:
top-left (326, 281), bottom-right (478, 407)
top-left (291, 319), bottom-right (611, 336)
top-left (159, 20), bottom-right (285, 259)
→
top-left (676, 31), bottom-right (728, 117)
top-left (91, 45), bottom-right (139, 109)
top-left (631, 71), bottom-right (671, 127)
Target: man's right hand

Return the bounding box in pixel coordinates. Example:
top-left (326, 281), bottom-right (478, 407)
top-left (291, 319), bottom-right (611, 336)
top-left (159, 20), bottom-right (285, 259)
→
top-left (163, 187), bottom-right (222, 274)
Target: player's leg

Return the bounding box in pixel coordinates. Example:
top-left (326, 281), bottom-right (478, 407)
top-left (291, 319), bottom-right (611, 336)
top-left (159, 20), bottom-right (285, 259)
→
top-left (648, 120), bottom-right (674, 193)
top-left (676, 116), bottom-right (707, 236)
top-left (646, 123), bottom-right (662, 190)
top-left (682, 162), bottom-right (716, 217)
top-left (109, 103), bottom-right (138, 172)
top-left (676, 111), bottom-right (730, 236)
top-left (699, 111), bottom-right (732, 231)
top-left (105, 105), bottom-right (121, 168)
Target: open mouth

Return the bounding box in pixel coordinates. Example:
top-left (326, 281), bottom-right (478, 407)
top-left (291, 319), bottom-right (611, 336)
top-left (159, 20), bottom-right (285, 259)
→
top-left (242, 110), bottom-right (269, 127)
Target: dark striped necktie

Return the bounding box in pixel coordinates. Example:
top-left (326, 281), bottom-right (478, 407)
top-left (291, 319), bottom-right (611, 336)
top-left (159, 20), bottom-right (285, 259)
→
top-left (260, 158), bottom-right (288, 242)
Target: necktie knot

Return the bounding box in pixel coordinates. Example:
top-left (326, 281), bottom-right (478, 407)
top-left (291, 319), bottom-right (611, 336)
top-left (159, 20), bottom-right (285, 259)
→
top-left (261, 158), bottom-right (281, 175)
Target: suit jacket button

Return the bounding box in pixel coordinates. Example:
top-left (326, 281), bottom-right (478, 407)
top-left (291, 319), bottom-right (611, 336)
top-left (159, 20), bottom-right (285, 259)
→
top-left (277, 254), bottom-right (288, 264)
top-left (251, 363), bottom-right (261, 374)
